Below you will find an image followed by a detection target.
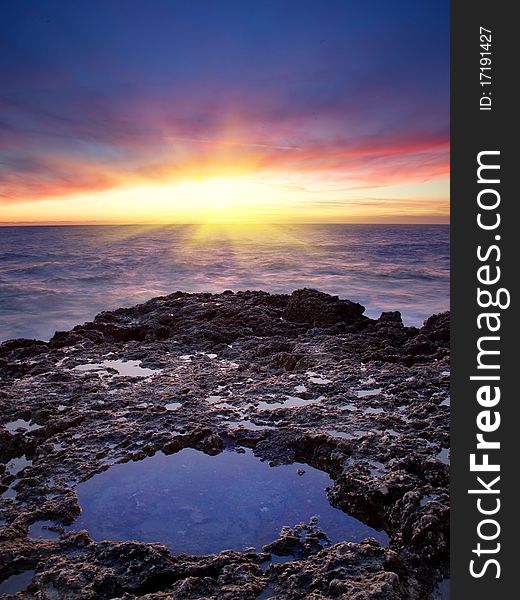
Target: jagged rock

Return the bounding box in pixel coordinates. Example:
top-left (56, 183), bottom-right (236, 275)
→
top-left (282, 289), bottom-right (366, 326)
top-left (0, 290), bottom-right (449, 599)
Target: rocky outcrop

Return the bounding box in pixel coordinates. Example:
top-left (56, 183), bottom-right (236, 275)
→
top-left (282, 289), bottom-right (366, 327)
top-left (0, 290), bottom-right (449, 599)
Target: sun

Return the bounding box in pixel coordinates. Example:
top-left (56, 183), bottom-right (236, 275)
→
top-left (47, 173), bottom-right (282, 225)
top-left (165, 176), bottom-right (272, 223)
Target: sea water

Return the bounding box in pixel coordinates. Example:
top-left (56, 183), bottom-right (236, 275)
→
top-left (0, 224), bottom-right (449, 341)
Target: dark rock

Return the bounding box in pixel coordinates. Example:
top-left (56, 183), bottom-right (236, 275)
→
top-left (378, 311), bottom-right (404, 325)
top-left (0, 289), bottom-right (449, 599)
top-left (283, 288), bottom-right (366, 327)
top-left (421, 312), bottom-right (450, 343)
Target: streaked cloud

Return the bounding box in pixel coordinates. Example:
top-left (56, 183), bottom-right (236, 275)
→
top-left (0, 0), bottom-right (449, 222)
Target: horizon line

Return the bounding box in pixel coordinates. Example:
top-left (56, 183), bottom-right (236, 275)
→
top-left (0, 220), bottom-right (450, 227)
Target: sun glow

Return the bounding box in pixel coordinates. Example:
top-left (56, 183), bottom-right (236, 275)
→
top-left (1, 172), bottom-right (317, 225)
top-left (0, 167), bottom-right (449, 225)
top-left (0, 112), bottom-right (449, 225)
top-left (159, 175), bottom-right (280, 223)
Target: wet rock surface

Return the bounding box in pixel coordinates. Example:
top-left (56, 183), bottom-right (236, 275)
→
top-left (0, 289), bottom-right (449, 599)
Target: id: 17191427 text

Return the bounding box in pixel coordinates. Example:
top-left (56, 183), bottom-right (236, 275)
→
top-left (480, 26), bottom-right (492, 111)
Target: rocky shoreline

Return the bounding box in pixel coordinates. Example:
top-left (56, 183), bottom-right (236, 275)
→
top-left (0, 289), bottom-right (450, 599)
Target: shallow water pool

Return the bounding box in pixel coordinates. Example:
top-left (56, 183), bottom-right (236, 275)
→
top-left (73, 359), bottom-right (160, 378)
top-left (0, 570), bottom-right (35, 595)
top-left (69, 447), bottom-right (387, 555)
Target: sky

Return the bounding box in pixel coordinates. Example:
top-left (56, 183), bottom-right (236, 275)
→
top-left (0, 0), bottom-right (449, 224)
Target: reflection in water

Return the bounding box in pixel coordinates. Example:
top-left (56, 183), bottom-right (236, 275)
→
top-left (6, 455), bottom-right (32, 475)
top-left (356, 388), bottom-right (382, 398)
top-left (256, 583), bottom-right (277, 599)
top-left (436, 448), bottom-right (450, 465)
top-left (28, 520), bottom-right (60, 541)
top-left (68, 448), bottom-right (387, 555)
top-left (229, 420), bottom-right (272, 431)
top-left (0, 224), bottom-right (449, 341)
top-left (256, 396), bottom-right (322, 411)
top-left (73, 359), bottom-right (161, 378)
top-left (4, 419), bottom-right (42, 434)
top-left (433, 578), bottom-right (451, 599)
top-left (0, 570), bottom-right (35, 595)
top-left (326, 429), bottom-right (370, 439)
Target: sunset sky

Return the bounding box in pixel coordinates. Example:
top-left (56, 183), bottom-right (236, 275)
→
top-left (0, 0), bottom-right (449, 224)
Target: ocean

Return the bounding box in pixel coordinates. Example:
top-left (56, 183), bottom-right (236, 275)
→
top-left (0, 224), bottom-right (449, 342)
